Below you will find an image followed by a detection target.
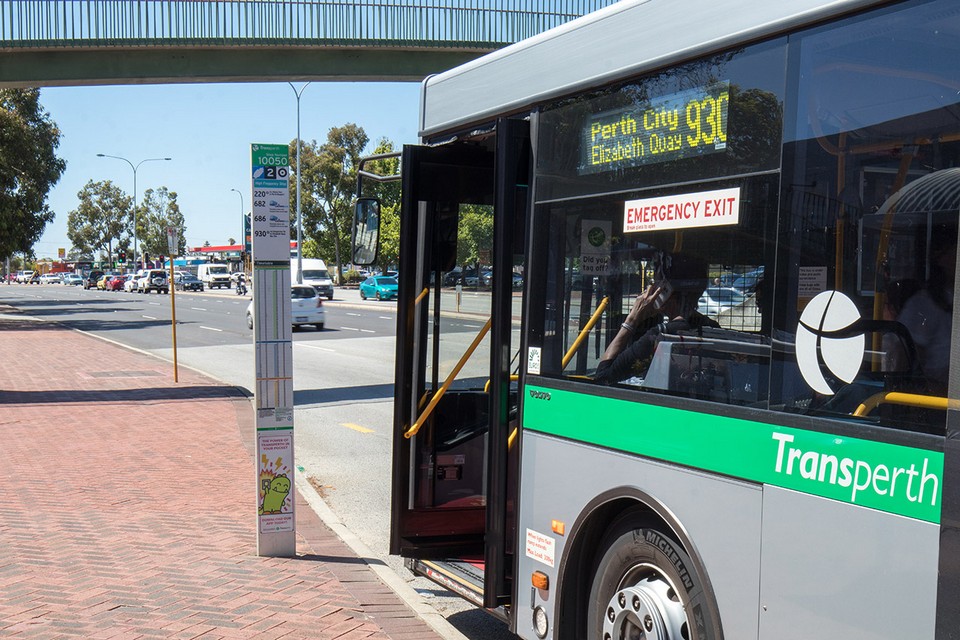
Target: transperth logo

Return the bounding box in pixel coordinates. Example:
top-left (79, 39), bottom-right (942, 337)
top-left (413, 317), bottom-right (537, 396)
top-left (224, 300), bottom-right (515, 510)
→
top-left (795, 290), bottom-right (865, 395)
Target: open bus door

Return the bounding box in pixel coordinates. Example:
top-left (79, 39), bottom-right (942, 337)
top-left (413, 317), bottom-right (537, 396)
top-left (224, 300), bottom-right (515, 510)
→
top-left (378, 119), bottom-right (529, 615)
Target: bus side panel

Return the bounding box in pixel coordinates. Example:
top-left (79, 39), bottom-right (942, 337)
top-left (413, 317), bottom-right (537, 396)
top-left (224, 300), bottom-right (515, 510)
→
top-left (515, 431), bottom-right (762, 640)
top-left (758, 486), bottom-right (938, 639)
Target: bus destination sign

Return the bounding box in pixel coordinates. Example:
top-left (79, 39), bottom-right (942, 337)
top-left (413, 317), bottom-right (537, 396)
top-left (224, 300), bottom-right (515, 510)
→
top-left (581, 81), bottom-right (730, 174)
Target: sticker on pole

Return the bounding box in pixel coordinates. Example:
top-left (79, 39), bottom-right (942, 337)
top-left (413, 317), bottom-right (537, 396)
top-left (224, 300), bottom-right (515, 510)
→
top-left (624, 187), bottom-right (740, 233)
top-left (251, 144), bottom-right (291, 262)
top-left (258, 431), bottom-right (294, 533)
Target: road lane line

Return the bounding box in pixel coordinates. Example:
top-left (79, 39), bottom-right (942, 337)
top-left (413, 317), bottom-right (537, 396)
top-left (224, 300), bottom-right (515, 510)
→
top-left (295, 343), bottom-right (336, 352)
top-left (190, 307), bottom-right (207, 311)
top-left (342, 422), bottom-right (374, 434)
top-left (378, 316), bottom-right (393, 320)
top-left (341, 326), bottom-right (360, 331)
top-left (361, 329), bottom-right (375, 333)
top-left (142, 315), bottom-right (157, 320)
top-left (347, 312), bottom-right (362, 316)
top-left (199, 326), bottom-right (223, 332)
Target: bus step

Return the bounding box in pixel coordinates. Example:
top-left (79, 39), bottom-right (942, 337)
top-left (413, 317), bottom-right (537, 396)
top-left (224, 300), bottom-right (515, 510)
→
top-left (411, 558), bottom-right (485, 608)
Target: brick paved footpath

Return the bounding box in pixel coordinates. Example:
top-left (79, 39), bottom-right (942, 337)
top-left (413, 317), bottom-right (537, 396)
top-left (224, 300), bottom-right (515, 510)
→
top-left (0, 313), bottom-right (445, 640)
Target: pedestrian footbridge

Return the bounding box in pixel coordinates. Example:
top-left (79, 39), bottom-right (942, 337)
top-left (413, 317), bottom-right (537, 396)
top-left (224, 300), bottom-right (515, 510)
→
top-left (0, 0), bottom-right (618, 86)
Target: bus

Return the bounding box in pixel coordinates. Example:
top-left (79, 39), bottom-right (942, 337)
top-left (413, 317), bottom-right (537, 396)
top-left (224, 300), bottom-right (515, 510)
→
top-left (353, 1), bottom-right (960, 637)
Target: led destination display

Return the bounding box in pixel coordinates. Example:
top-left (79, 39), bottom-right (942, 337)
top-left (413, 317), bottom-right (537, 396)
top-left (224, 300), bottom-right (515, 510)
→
top-left (581, 81), bottom-right (730, 174)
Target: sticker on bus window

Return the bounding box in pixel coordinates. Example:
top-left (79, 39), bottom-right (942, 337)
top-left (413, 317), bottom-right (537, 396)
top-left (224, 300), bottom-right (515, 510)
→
top-left (528, 347), bottom-right (542, 375)
top-left (624, 187), bottom-right (740, 233)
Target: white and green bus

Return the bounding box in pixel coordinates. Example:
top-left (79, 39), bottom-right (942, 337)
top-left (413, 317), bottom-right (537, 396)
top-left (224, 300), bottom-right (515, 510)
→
top-left (354, 0), bottom-right (960, 637)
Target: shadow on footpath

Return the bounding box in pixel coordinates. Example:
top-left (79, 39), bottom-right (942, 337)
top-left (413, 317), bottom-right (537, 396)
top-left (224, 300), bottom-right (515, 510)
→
top-left (0, 385), bottom-right (245, 405)
top-left (0, 316), bottom-right (184, 332)
top-left (294, 383), bottom-right (394, 406)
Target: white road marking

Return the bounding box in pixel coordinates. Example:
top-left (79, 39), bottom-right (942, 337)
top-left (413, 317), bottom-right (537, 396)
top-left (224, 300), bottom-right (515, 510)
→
top-left (378, 316), bottom-right (393, 320)
top-left (341, 326), bottom-right (360, 331)
top-left (347, 312), bottom-right (362, 317)
top-left (200, 326), bottom-right (223, 332)
top-left (295, 343), bottom-right (336, 352)
top-left (142, 315), bottom-right (157, 320)
top-left (190, 307), bottom-right (207, 311)
top-left (361, 329), bottom-right (375, 333)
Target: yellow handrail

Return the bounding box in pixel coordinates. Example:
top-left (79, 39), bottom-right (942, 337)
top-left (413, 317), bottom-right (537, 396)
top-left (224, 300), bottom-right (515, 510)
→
top-left (562, 296), bottom-right (609, 369)
top-left (404, 317), bottom-right (492, 439)
top-left (853, 391), bottom-right (958, 417)
top-left (415, 286), bottom-right (429, 305)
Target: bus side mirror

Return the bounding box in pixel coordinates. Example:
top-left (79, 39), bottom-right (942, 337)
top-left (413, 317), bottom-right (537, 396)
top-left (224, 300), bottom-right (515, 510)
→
top-left (352, 198), bottom-right (380, 266)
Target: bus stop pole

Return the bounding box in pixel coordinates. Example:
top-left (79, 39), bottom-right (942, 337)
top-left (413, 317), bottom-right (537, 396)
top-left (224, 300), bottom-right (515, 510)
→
top-left (168, 254), bottom-right (179, 382)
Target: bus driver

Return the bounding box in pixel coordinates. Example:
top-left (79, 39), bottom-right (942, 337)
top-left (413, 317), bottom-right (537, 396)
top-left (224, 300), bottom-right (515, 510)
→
top-left (596, 252), bottom-right (719, 384)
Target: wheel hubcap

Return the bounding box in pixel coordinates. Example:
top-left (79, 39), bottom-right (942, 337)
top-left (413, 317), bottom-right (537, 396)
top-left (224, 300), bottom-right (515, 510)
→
top-left (602, 566), bottom-right (688, 640)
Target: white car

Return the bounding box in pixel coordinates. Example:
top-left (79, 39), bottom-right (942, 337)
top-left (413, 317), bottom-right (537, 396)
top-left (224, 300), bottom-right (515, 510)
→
top-left (136, 269), bottom-right (169, 294)
top-left (40, 273), bottom-right (62, 284)
top-left (698, 286), bottom-right (748, 316)
top-left (246, 285), bottom-right (325, 331)
top-left (16, 270), bottom-right (35, 283)
top-left (62, 274), bottom-right (83, 286)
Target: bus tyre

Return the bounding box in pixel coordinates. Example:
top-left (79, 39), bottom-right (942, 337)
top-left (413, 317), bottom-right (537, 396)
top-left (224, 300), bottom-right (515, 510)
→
top-left (588, 513), bottom-right (719, 640)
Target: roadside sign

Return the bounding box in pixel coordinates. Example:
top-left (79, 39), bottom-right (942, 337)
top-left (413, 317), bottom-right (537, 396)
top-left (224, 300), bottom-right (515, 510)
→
top-left (250, 143), bottom-right (295, 557)
top-left (58, 247), bottom-right (65, 260)
top-left (166, 226), bottom-right (179, 256)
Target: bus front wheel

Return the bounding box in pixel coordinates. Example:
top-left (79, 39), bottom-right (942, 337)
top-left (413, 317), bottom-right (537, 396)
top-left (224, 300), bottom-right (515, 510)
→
top-left (587, 512), bottom-right (718, 640)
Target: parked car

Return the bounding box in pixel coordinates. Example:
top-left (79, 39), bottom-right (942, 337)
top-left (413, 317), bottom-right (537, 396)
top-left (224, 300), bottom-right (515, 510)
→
top-left (732, 267), bottom-right (765, 293)
top-left (106, 275), bottom-right (129, 291)
top-left (137, 269), bottom-right (169, 294)
top-left (698, 286), bottom-right (748, 316)
top-left (442, 269), bottom-right (463, 286)
top-left (39, 273), bottom-right (62, 284)
top-left (175, 273), bottom-right (204, 292)
top-left (83, 270), bottom-right (104, 289)
top-left (15, 270), bottom-right (32, 283)
top-left (359, 276), bottom-right (399, 301)
top-left (245, 285), bottom-right (325, 331)
top-left (62, 274), bottom-right (83, 286)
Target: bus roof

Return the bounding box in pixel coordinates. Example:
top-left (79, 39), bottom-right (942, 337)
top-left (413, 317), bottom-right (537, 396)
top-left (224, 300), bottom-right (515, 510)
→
top-left (420, 0), bottom-right (887, 138)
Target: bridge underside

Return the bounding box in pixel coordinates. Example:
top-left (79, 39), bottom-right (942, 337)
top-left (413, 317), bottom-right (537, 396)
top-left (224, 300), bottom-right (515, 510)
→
top-left (0, 46), bottom-right (492, 87)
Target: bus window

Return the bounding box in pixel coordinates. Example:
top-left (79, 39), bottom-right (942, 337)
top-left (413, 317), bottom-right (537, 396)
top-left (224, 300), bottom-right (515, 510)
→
top-left (537, 173), bottom-right (778, 405)
top-left (774, 1), bottom-right (960, 435)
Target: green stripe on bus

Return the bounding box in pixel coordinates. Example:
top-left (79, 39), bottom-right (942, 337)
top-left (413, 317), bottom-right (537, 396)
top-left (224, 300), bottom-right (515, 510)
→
top-left (523, 385), bottom-right (943, 524)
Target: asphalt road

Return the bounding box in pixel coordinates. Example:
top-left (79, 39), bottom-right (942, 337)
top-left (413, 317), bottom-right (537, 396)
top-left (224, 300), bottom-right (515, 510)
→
top-left (0, 281), bottom-right (516, 640)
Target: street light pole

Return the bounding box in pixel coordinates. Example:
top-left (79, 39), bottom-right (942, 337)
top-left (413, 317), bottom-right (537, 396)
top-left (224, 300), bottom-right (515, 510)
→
top-left (231, 188), bottom-right (245, 267)
top-left (97, 154), bottom-right (171, 269)
top-left (230, 187), bottom-right (244, 244)
top-left (288, 82), bottom-right (311, 285)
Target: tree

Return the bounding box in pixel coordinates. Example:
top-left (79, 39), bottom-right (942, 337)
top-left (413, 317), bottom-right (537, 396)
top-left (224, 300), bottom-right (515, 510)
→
top-left (66, 180), bottom-right (131, 261)
top-left (294, 123), bottom-right (369, 284)
top-left (457, 204), bottom-right (494, 274)
top-left (138, 187), bottom-right (186, 257)
top-left (0, 89), bottom-right (66, 259)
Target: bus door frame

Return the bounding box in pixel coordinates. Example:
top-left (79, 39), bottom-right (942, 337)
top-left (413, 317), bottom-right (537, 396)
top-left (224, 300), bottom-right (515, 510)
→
top-left (390, 118), bottom-right (531, 611)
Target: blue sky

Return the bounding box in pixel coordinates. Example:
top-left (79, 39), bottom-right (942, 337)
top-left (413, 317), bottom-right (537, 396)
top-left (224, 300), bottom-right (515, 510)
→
top-left (35, 81), bottom-right (422, 258)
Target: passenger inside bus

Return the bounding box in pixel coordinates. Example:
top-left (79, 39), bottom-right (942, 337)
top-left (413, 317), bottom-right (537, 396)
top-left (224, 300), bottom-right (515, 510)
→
top-left (895, 226), bottom-right (956, 395)
top-left (595, 252), bottom-right (719, 384)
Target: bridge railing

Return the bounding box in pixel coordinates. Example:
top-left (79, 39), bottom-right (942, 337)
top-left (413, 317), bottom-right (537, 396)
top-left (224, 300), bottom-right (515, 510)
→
top-left (0, 0), bottom-right (617, 49)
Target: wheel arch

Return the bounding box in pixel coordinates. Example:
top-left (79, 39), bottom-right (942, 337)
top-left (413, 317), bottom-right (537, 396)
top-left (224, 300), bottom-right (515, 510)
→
top-left (553, 486), bottom-right (723, 640)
